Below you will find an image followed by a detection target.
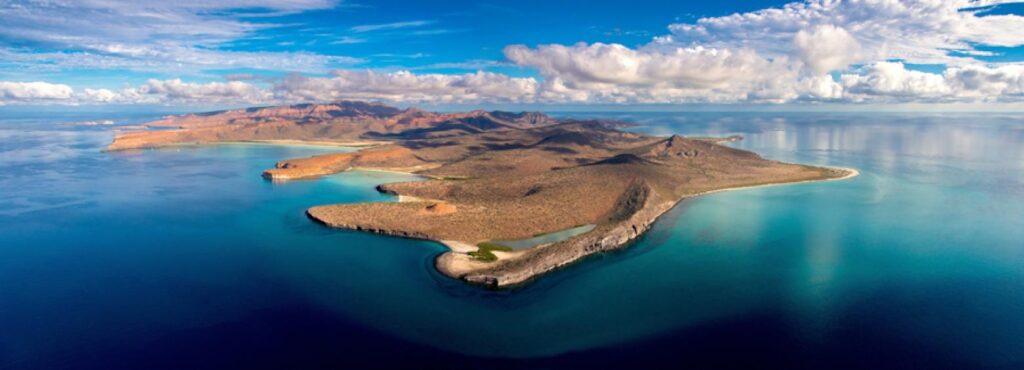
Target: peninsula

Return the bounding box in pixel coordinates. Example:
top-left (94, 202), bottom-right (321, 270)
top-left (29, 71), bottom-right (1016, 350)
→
top-left (108, 101), bottom-right (855, 288)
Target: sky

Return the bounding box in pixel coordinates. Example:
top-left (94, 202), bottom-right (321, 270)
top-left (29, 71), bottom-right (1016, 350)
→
top-left (1, 0), bottom-right (1024, 109)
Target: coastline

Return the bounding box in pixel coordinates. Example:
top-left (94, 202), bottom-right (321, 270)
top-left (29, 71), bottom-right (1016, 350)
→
top-left (307, 165), bottom-right (859, 288)
top-left (109, 120), bottom-right (860, 288)
top-left (99, 98), bottom-right (868, 290)
top-left (105, 138), bottom-right (385, 152)
top-left (242, 139), bottom-right (387, 148)
top-left (436, 166), bottom-right (859, 288)
top-left (687, 165), bottom-right (859, 199)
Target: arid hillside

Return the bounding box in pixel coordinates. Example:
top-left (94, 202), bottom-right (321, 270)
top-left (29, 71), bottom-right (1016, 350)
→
top-left (106, 101), bottom-right (854, 288)
top-left (106, 100), bottom-right (560, 151)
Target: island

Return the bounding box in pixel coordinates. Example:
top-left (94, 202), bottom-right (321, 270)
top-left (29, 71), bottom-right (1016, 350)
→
top-left (108, 101), bottom-right (856, 288)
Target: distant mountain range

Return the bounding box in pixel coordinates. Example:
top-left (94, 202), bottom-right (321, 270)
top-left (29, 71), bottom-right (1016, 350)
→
top-left (109, 101), bottom-right (562, 150)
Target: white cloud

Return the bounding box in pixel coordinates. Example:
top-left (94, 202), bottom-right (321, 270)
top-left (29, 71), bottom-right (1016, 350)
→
top-left (350, 20), bottom-right (434, 33)
top-left (273, 70), bottom-right (539, 103)
top-left (841, 62), bottom-right (953, 101)
top-left (78, 88), bottom-right (121, 103)
top-left (794, 25), bottom-right (861, 74)
top-left (0, 1), bottom-right (353, 73)
top-left (332, 36), bottom-right (367, 45)
top-left (839, 61), bottom-right (1024, 102)
top-left (0, 81), bottom-right (74, 104)
top-left (0, 79), bottom-right (274, 105)
top-left (945, 64), bottom-right (1024, 100)
top-left (4, 0), bottom-right (1024, 106)
top-left (503, 42), bottom-right (820, 103)
top-left (138, 79), bottom-right (274, 104)
top-left (0, 70), bottom-right (539, 105)
top-left (505, 43), bottom-right (781, 88)
top-left (0, 1), bottom-right (337, 45)
top-left (1, 63), bottom-right (1021, 106)
top-left (495, 1), bottom-right (1024, 104)
top-left (0, 47), bottom-right (360, 75)
top-left (664, 0), bottom-right (1024, 69)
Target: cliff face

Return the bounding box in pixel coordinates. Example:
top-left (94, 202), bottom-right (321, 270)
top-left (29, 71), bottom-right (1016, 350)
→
top-left (107, 101), bottom-right (560, 150)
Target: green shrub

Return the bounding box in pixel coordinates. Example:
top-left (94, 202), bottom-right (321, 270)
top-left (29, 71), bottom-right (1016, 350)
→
top-left (469, 242), bottom-right (513, 262)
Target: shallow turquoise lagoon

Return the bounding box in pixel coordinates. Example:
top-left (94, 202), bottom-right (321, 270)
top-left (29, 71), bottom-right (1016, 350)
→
top-left (492, 224), bottom-right (596, 250)
top-left (1, 112), bottom-right (1022, 369)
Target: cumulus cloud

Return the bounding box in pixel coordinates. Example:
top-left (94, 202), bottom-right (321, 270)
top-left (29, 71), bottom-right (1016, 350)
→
top-left (78, 88), bottom-right (121, 103)
top-left (4, 0), bottom-right (1024, 106)
top-left (794, 25), bottom-right (861, 74)
top-left (3, 63), bottom-right (1022, 106)
top-left (0, 81), bottom-right (74, 104)
top-left (664, 0), bottom-right (1024, 69)
top-left (503, 42), bottom-right (826, 103)
top-left (945, 64), bottom-right (1024, 100)
top-left (839, 62), bottom-right (1024, 102)
top-left (505, 43), bottom-right (780, 88)
top-left (137, 79), bottom-right (274, 104)
top-left (841, 62), bottom-right (953, 101)
top-left (0, 71), bottom-right (538, 105)
top-left (495, 0), bottom-right (1024, 104)
top-left (273, 70), bottom-right (539, 103)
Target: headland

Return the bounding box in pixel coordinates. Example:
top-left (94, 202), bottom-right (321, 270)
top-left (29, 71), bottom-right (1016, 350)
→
top-left (108, 101), bottom-right (856, 288)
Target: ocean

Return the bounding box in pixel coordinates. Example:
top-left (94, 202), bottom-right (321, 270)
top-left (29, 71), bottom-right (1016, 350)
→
top-left (1, 111), bottom-right (1022, 369)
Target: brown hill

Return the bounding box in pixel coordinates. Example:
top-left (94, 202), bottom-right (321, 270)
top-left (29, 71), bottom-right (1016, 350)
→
top-left (290, 118), bottom-right (855, 287)
top-left (107, 101), bottom-right (560, 151)
top-left (105, 100), bottom-right (856, 288)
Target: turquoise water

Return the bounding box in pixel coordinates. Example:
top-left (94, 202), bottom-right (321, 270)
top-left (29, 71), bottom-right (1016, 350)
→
top-left (1, 112), bottom-right (1022, 369)
top-left (492, 224), bottom-right (596, 249)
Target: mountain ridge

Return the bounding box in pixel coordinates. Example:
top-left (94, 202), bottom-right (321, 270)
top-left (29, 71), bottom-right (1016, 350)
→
top-left (108, 101), bottom-right (564, 151)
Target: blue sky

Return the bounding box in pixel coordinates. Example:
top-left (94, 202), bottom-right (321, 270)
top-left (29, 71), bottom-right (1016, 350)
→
top-left (2, 0), bottom-right (792, 85)
top-left (2, 0), bottom-right (1024, 108)
top-left (215, 0), bottom-right (791, 74)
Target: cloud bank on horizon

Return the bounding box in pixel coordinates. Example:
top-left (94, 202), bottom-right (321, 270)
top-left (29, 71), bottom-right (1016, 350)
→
top-left (2, 0), bottom-right (1024, 106)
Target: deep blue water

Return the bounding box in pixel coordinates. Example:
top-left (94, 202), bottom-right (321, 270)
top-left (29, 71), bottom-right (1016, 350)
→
top-left (1, 111), bottom-right (1022, 369)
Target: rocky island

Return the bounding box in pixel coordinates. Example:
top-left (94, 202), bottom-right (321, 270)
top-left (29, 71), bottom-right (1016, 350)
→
top-left (108, 101), bottom-right (856, 288)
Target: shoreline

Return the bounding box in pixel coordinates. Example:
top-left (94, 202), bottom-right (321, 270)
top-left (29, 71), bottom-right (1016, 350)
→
top-left (111, 125), bottom-right (859, 288)
top-left (439, 166), bottom-right (859, 288)
top-left (307, 165), bottom-right (859, 288)
top-left (241, 139), bottom-right (387, 148)
top-left (103, 101), bottom-right (864, 289)
top-left (105, 138), bottom-right (387, 152)
top-left (434, 165), bottom-right (859, 253)
top-left (249, 135), bottom-right (860, 288)
top-left (687, 166), bottom-right (859, 199)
